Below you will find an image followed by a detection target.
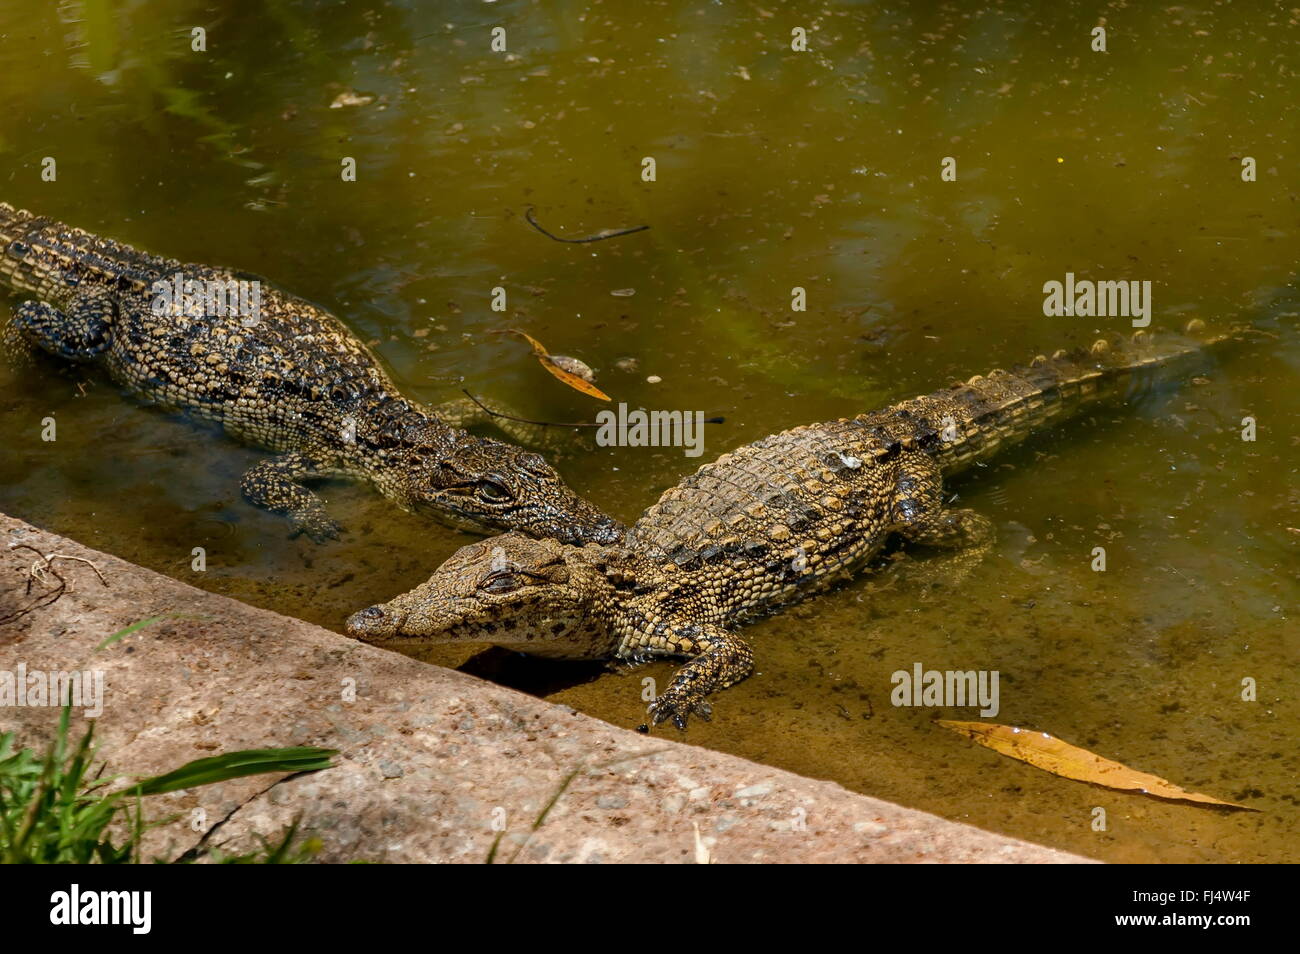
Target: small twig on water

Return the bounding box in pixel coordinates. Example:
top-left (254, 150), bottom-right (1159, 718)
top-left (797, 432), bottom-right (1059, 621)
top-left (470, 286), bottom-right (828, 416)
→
top-left (524, 206), bottom-right (649, 244)
top-left (1, 544), bottom-right (109, 625)
top-left (463, 389), bottom-right (600, 429)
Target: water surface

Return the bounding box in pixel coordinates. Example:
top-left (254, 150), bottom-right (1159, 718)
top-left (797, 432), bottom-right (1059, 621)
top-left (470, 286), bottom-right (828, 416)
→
top-left (0, 0), bottom-right (1295, 862)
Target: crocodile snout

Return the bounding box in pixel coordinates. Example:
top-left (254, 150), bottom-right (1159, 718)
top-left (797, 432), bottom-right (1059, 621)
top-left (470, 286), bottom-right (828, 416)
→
top-left (346, 604), bottom-right (398, 639)
top-left (587, 516), bottom-right (625, 546)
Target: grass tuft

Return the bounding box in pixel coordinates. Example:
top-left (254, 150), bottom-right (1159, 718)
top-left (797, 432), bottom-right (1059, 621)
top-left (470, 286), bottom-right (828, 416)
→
top-left (0, 704), bottom-right (335, 864)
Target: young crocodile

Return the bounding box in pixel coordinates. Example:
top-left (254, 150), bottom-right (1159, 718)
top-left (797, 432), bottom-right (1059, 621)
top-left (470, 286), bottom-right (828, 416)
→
top-left (0, 203), bottom-right (622, 545)
top-left (348, 325), bottom-right (1238, 729)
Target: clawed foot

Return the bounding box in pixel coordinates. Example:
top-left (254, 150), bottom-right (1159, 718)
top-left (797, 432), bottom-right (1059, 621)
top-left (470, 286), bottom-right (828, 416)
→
top-left (289, 508), bottom-right (343, 543)
top-left (647, 687), bottom-right (713, 731)
top-left (632, 627), bottom-right (750, 732)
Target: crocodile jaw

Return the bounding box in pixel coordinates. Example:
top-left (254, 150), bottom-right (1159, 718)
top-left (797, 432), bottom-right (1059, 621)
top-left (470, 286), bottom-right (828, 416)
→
top-left (345, 589), bottom-right (466, 644)
top-left (345, 533), bottom-right (617, 657)
top-left (417, 499), bottom-right (623, 546)
top-left (346, 604), bottom-right (407, 641)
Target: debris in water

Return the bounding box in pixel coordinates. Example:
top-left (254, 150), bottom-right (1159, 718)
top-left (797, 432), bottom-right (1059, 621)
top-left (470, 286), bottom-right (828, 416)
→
top-left (501, 329), bottom-right (610, 401)
top-left (330, 90), bottom-right (374, 108)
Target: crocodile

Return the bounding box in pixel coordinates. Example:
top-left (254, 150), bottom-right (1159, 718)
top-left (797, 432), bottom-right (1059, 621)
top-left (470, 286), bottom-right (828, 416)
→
top-left (347, 324), bottom-right (1244, 729)
top-left (0, 203), bottom-right (622, 545)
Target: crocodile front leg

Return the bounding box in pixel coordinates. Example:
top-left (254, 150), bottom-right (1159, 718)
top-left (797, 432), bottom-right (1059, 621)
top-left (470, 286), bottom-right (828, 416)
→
top-left (12, 287), bottom-right (116, 362)
top-left (240, 451), bottom-right (343, 542)
top-left (637, 623), bottom-right (755, 730)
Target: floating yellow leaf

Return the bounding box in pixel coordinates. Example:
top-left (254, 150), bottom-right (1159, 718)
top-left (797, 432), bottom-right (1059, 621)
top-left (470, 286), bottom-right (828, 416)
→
top-left (507, 329), bottom-right (610, 401)
top-left (937, 720), bottom-right (1258, 811)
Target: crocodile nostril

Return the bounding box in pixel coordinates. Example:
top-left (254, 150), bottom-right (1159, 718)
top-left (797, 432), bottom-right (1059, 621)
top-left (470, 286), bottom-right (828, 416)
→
top-left (359, 606), bottom-right (384, 620)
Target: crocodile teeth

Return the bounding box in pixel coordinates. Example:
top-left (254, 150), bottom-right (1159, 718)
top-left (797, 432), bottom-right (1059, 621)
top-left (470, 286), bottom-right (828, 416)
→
top-left (1031, 354), bottom-right (1048, 366)
top-left (1091, 339), bottom-right (1110, 356)
top-left (1185, 318), bottom-right (1206, 335)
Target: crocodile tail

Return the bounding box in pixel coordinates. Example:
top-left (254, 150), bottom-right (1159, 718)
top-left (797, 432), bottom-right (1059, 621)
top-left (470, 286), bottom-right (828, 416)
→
top-left (896, 322), bottom-right (1245, 476)
top-left (0, 202), bottom-right (39, 251)
top-left (0, 203), bottom-right (39, 296)
top-left (0, 203), bottom-right (173, 298)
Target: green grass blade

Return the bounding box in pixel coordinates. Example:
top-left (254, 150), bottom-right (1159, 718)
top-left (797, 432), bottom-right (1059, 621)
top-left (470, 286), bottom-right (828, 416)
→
top-left (96, 615), bottom-right (174, 650)
top-left (132, 747), bottom-right (337, 795)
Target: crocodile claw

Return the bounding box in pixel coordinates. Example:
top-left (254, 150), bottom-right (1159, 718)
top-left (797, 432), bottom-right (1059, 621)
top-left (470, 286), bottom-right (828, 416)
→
top-left (647, 692), bottom-right (713, 731)
top-left (289, 508), bottom-right (343, 543)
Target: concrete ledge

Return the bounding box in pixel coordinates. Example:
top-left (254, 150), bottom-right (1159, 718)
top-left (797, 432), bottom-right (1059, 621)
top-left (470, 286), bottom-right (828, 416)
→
top-left (0, 513), bottom-right (1091, 863)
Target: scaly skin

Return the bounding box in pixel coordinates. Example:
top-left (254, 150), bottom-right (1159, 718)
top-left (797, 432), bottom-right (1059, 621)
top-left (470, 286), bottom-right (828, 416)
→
top-left (348, 325), bottom-right (1238, 729)
top-left (0, 203), bottom-right (621, 545)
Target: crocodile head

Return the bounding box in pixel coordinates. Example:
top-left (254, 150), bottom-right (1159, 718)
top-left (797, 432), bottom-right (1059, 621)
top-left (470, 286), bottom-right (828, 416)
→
top-left (346, 532), bottom-right (618, 659)
top-left (400, 434), bottom-right (623, 545)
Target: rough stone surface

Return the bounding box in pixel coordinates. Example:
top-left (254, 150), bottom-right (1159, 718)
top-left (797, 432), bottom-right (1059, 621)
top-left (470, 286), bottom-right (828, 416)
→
top-left (0, 514), bottom-right (1091, 863)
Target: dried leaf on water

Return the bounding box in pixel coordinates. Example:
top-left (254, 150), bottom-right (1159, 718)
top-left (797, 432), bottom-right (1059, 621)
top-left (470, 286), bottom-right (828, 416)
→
top-left (329, 89), bottom-right (374, 108)
top-left (937, 720), bottom-right (1258, 811)
top-left (506, 329), bottom-right (610, 401)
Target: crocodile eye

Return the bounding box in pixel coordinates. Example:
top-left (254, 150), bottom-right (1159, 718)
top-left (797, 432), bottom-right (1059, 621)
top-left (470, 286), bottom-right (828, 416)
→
top-left (481, 572), bottom-right (520, 594)
top-left (477, 478), bottom-right (513, 503)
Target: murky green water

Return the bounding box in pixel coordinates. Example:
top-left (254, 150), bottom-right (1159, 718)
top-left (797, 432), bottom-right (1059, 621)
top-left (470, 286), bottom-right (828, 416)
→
top-left (1, 1), bottom-right (1296, 862)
